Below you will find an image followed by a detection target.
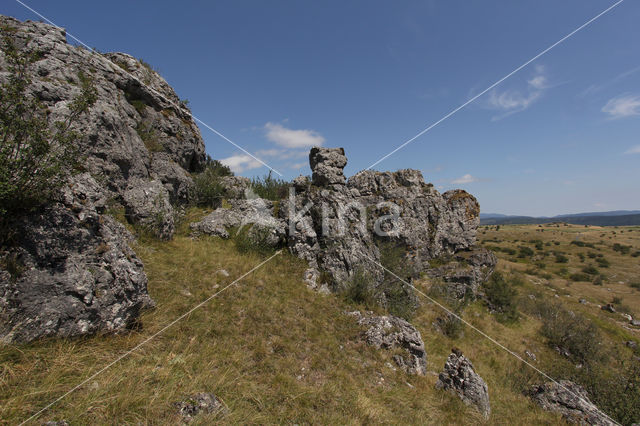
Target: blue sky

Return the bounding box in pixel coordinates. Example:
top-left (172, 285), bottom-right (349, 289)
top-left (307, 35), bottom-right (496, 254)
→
top-left (4, 0), bottom-right (640, 216)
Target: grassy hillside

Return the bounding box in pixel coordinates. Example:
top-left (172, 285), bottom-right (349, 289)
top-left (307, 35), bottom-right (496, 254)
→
top-left (0, 208), bottom-right (569, 425)
top-left (480, 214), bottom-right (640, 226)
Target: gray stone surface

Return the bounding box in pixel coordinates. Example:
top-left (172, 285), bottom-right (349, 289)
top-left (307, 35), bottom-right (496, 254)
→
top-left (281, 147), bottom-right (493, 299)
top-left (123, 179), bottom-right (175, 240)
top-left (174, 392), bottom-right (226, 423)
top-left (436, 349), bottom-right (491, 418)
top-left (190, 199), bottom-right (285, 248)
top-left (351, 311), bottom-right (427, 375)
top-left (529, 380), bottom-right (615, 425)
top-left (0, 16), bottom-right (206, 236)
top-left (0, 174), bottom-right (154, 344)
top-left (310, 147), bottom-right (347, 186)
top-left (0, 15), bottom-right (209, 343)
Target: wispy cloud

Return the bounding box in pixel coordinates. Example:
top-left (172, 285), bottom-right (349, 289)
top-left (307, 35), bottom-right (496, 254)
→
top-left (220, 154), bottom-right (263, 173)
top-left (580, 65), bottom-right (640, 98)
top-left (451, 174), bottom-right (478, 184)
top-left (602, 94), bottom-right (640, 119)
top-left (485, 65), bottom-right (548, 121)
top-left (264, 122), bottom-right (325, 148)
top-left (624, 145), bottom-right (640, 155)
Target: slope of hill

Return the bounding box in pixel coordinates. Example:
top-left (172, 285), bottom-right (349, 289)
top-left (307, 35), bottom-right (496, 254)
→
top-left (481, 213), bottom-right (640, 226)
top-left (0, 211), bottom-right (563, 424)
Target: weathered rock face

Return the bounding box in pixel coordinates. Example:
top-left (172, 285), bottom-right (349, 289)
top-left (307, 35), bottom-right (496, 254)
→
top-left (0, 16), bottom-right (207, 237)
top-left (425, 247), bottom-right (497, 299)
top-left (0, 16), bottom-right (207, 343)
top-left (310, 147), bottom-right (347, 186)
top-left (281, 147), bottom-right (494, 298)
top-left (529, 381), bottom-right (615, 426)
top-left (0, 174), bottom-right (154, 344)
top-left (190, 199), bottom-right (286, 248)
top-left (174, 392), bottom-right (226, 423)
top-left (436, 349), bottom-right (491, 418)
top-left (123, 179), bottom-right (175, 240)
top-left (350, 311), bottom-right (427, 375)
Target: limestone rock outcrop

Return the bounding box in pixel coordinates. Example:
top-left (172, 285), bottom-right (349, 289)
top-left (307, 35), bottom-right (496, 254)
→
top-left (0, 16), bottom-right (206, 342)
top-left (350, 311), bottom-right (427, 375)
top-left (529, 381), bottom-right (615, 426)
top-left (0, 16), bottom-right (206, 238)
top-left (281, 146), bottom-right (495, 298)
top-left (436, 349), bottom-right (491, 418)
top-left (0, 174), bottom-right (154, 343)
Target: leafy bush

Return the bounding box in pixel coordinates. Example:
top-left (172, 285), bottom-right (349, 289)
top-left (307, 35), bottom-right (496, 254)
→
top-left (483, 272), bottom-right (519, 322)
top-left (377, 239), bottom-right (419, 320)
top-left (595, 257), bottom-right (610, 268)
top-left (612, 243), bottom-right (631, 254)
top-left (233, 224), bottom-right (280, 256)
top-left (251, 171), bottom-right (289, 201)
top-left (0, 31), bottom-right (97, 218)
top-left (191, 156), bottom-right (233, 207)
top-left (554, 253), bottom-right (569, 263)
top-left (629, 282), bottom-right (640, 291)
top-left (581, 265), bottom-right (599, 276)
top-left (342, 268), bottom-right (380, 310)
top-left (569, 273), bottom-right (591, 282)
top-left (517, 246), bottom-right (534, 258)
top-left (527, 300), bottom-right (602, 364)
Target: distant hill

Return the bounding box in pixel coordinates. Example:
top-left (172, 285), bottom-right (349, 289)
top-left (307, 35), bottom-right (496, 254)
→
top-left (480, 212), bottom-right (640, 226)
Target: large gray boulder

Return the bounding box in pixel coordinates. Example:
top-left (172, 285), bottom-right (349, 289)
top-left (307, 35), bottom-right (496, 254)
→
top-left (123, 179), bottom-right (175, 240)
top-left (0, 15), bottom-right (209, 343)
top-left (0, 175), bottom-right (154, 344)
top-left (190, 199), bottom-right (286, 248)
top-left (351, 311), bottom-right (427, 375)
top-left (310, 146), bottom-right (347, 186)
top-left (0, 16), bottom-right (207, 236)
top-left (436, 349), bottom-right (491, 418)
top-left (529, 381), bottom-right (615, 425)
top-left (281, 147), bottom-right (492, 299)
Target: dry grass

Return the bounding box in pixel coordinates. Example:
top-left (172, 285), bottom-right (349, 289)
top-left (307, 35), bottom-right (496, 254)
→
top-left (0, 213), bottom-right (571, 424)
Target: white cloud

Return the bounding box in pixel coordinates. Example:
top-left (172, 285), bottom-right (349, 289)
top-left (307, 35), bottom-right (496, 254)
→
top-left (290, 162), bottom-right (308, 169)
top-left (264, 122), bottom-right (325, 148)
top-left (486, 65), bottom-right (548, 120)
top-left (602, 95), bottom-right (640, 119)
top-left (220, 154), bottom-right (263, 173)
top-left (624, 145), bottom-right (640, 155)
top-left (451, 174), bottom-right (478, 184)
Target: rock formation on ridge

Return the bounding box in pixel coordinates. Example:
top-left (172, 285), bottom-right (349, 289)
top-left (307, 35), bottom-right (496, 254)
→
top-left (0, 16), bottom-right (205, 343)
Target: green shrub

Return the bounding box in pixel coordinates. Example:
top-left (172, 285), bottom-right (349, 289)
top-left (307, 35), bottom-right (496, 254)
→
top-left (342, 268), bottom-right (380, 310)
top-left (554, 253), bottom-right (569, 263)
top-left (0, 31), bottom-right (96, 219)
top-left (569, 273), bottom-right (591, 282)
top-left (530, 300), bottom-right (602, 364)
top-left (630, 282), bottom-right (640, 291)
top-left (581, 265), bottom-right (599, 276)
top-left (517, 246), bottom-right (534, 258)
top-left (483, 272), bottom-right (519, 322)
top-left (437, 312), bottom-right (464, 339)
top-left (233, 224), bottom-right (279, 256)
top-left (377, 239), bottom-right (419, 320)
top-left (191, 156), bottom-right (233, 207)
top-left (251, 171), bottom-right (289, 201)
top-left (595, 257), bottom-right (610, 268)
top-left (612, 243), bottom-right (631, 254)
